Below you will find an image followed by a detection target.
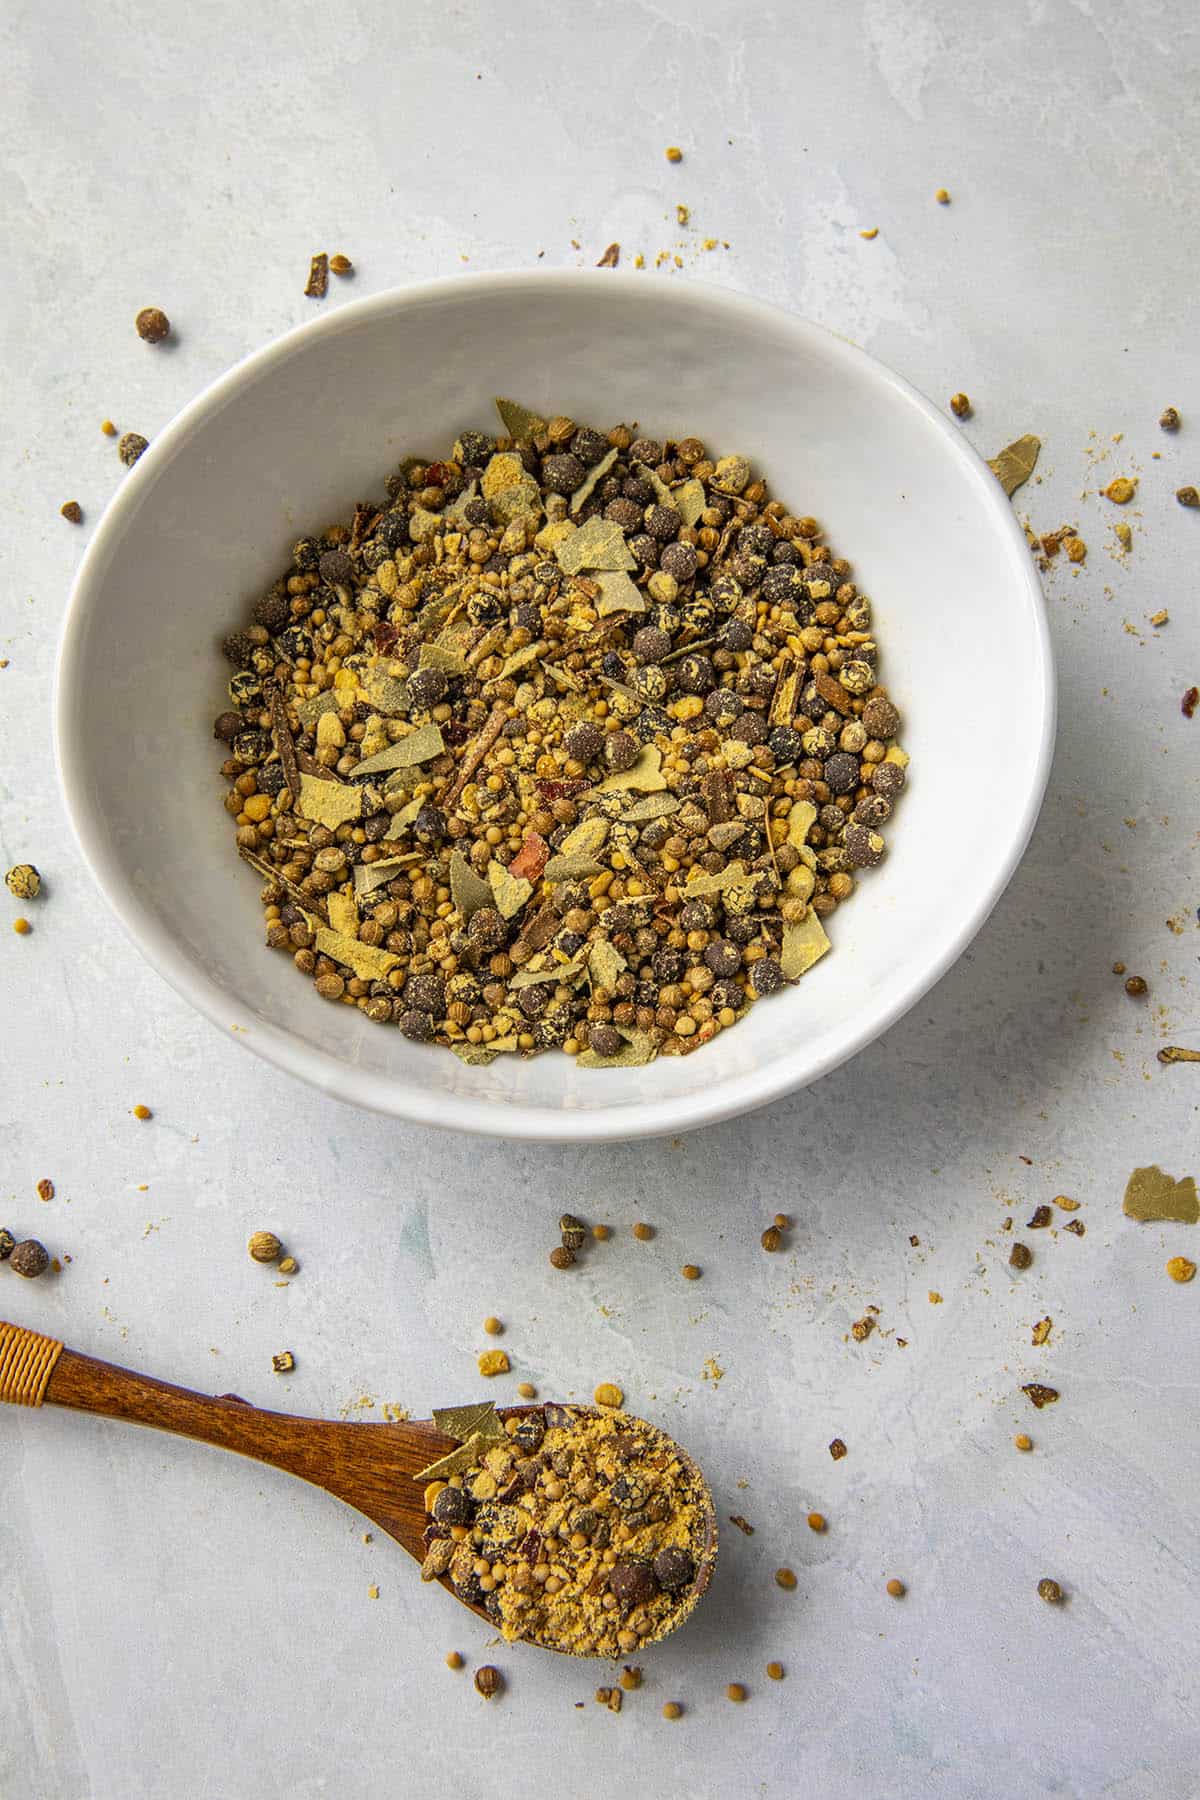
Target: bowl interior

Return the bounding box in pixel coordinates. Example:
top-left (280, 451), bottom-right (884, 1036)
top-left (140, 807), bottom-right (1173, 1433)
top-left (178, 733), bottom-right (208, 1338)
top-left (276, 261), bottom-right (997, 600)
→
top-left (57, 274), bottom-right (1052, 1139)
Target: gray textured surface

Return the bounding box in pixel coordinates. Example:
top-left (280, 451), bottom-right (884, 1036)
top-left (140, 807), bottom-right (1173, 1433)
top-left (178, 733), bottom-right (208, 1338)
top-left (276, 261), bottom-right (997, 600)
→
top-left (2, 2), bottom-right (1199, 1796)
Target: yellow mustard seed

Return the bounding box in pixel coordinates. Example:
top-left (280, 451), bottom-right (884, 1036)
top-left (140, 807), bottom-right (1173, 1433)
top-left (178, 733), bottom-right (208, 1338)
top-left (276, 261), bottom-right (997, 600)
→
top-left (593, 1382), bottom-right (624, 1409)
top-left (766, 1661), bottom-right (785, 1680)
top-left (662, 1701), bottom-right (684, 1720)
top-left (445, 1650), bottom-right (464, 1670)
top-left (12, 917), bottom-right (31, 935)
top-left (681, 1264), bottom-right (702, 1281)
top-left (775, 1568), bottom-right (797, 1590)
top-left (516, 1381), bottom-right (537, 1399)
top-left (726, 1682), bottom-right (748, 1702)
top-left (132, 1104), bottom-right (152, 1120)
top-left (886, 1578), bottom-right (906, 1598)
top-left (1014, 1433), bottom-right (1033, 1452)
top-left (483, 1316), bottom-right (504, 1335)
top-left (665, 146), bottom-right (683, 163)
top-left (807, 1512), bottom-right (826, 1532)
top-left (632, 1222), bottom-right (654, 1241)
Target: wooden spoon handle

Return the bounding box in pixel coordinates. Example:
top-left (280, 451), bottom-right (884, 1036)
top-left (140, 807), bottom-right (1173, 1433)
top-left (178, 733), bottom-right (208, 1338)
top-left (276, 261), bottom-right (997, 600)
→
top-left (0, 1320), bottom-right (64, 1406)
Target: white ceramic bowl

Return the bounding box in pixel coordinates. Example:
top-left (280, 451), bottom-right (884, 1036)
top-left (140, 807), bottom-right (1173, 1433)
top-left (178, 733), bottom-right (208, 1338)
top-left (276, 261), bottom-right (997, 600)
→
top-left (56, 271), bottom-right (1054, 1142)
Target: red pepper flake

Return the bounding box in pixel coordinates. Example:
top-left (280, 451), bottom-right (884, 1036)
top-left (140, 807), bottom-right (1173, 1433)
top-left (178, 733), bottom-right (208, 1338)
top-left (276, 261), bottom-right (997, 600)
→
top-left (1182, 687), bottom-right (1199, 719)
top-left (828, 1438), bottom-right (847, 1460)
top-left (509, 831), bottom-right (550, 883)
top-left (370, 622), bottom-right (402, 657)
top-left (424, 463), bottom-right (452, 487)
top-left (535, 778), bottom-right (589, 801)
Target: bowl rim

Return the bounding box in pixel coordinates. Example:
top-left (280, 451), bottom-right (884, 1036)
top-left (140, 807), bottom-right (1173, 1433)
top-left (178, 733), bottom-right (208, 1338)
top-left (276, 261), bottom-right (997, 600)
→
top-left (55, 268), bottom-right (1056, 1144)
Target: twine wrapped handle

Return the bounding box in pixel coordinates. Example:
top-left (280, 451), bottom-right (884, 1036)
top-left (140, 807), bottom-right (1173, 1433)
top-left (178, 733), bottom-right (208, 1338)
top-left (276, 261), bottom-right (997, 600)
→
top-left (0, 1320), bottom-right (64, 1407)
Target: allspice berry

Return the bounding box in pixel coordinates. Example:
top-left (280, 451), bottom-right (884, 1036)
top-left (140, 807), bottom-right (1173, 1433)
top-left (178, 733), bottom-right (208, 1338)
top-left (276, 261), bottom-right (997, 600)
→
top-left (1037, 1577), bottom-right (1063, 1604)
top-left (10, 1239), bottom-right (50, 1279)
top-left (549, 1245), bottom-right (575, 1270)
top-left (886, 1577), bottom-right (906, 1598)
top-left (474, 1664), bottom-right (503, 1699)
top-left (5, 864), bottom-right (41, 900)
top-left (248, 1230), bottom-right (283, 1264)
top-left (761, 1226), bottom-right (782, 1253)
top-left (136, 307), bottom-right (171, 343)
top-left (949, 392), bottom-right (972, 419)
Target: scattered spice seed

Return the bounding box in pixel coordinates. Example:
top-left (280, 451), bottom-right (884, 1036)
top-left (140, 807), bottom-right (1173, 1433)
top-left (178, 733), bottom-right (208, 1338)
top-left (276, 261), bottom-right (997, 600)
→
top-left (0, 1229), bottom-right (14, 1260)
top-left (1182, 689), bottom-right (1199, 720)
top-left (1027, 1206), bottom-right (1052, 1229)
top-left (1022, 1383), bottom-right (1059, 1409)
top-left (1149, 608), bottom-right (1168, 625)
top-left (100, 419), bottom-right (117, 436)
top-left (1053, 1195), bottom-right (1080, 1212)
top-left (367, 1586), bottom-right (379, 1600)
top-left (774, 1568), bottom-right (797, 1589)
top-left (559, 1213), bottom-right (587, 1251)
top-left (632, 1223), bottom-right (655, 1242)
top-left (829, 1438), bottom-right (847, 1460)
top-left (60, 501), bottom-right (83, 524)
top-left (761, 1227), bottom-right (782, 1253)
top-left (1064, 1219), bottom-right (1086, 1236)
top-left (729, 1514), bottom-right (754, 1536)
top-left (1112, 961), bottom-right (1126, 975)
top-left (886, 1578), bottom-right (906, 1598)
top-left (483, 1316), bottom-right (504, 1335)
top-left (1160, 406), bottom-right (1181, 430)
top-left (1031, 1317), bottom-right (1052, 1346)
top-left (118, 432), bottom-right (149, 468)
top-left (859, 227), bottom-right (878, 240)
top-left (1125, 974), bottom-right (1149, 996)
top-left (132, 1104), bottom-right (152, 1120)
top-left (934, 188), bottom-right (950, 204)
top-left (1114, 522), bottom-right (1133, 549)
top-left (676, 204), bottom-right (690, 226)
top-left (593, 1381), bottom-right (624, 1409)
top-left (1166, 1256), bottom-right (1196, 1283)
top-left (774, 1214), bottom-right (790, 1230)
top-left (474, 1666), bottom-right (503, 1700)
top-left (726, 1683), bottom-right (747, 1702)
top-left (1009, 1243), bottom-right (1033, 1270)
top-left (620, 1666), bottom-right (642, 1690)
top-left (277, 1255), bottom-right (298, 1275)
top-left (681, 1264), bottom-right (701, 1281)
top-left (592, 1223), bottom-right (611, 1241)
top-left (10, 1239), bottom-right (50, 1279)
top-left (6, 864), bottom-right (41, 900)
top-left (248, 1231), bottom-right (283, 1263)
top-left (1014, 1433), bottom-right (1033, 1452)
top-left (596, 243), bottom-right (620, 268)
top-left (1063, 535), bottom-right (1087, 563)
top-left (662, 1701), bottom-right (683, 1720)
top-left (1175, 486), bottom-right (1199, 508)
top-left (665, 146), bottom-right (683, 162)
top-left (949, 393), bottom-right (972, 419)
top-left (516, 1381), bottom-right (537, 1399)
top-left (304, 253), bottom-right (329, 298)
top-left (1037, 1578), bottom-right (1063, 1604)
top-left (851, 1316), bottom-right (874, 1342)
top-left (1159, 1045), bottom-right (1200, 1065)
top-left (445, 1650), bottom-right (463, 1670)
top-left (12, 918), bottom-right (31, 935)
top-left (329, 254), bottom-right (353, 277)
top-left (807, 1512), bottom-right (826, 1532)
top-left (549, 1246), bottom-right (576, 1270)
top-left (35, 1179), bottom-right (54, 1203)
top-left (928, 1290), bottom-right (943, 1303)
top-left (478, 1349), bottom-right (509, 1377)
top-left (135, 307), bottom-right (170, 344)
top-left (1103, 477), bottom-right (1137, 504)
top-left (766, 1660), bottom-right (785, 1679)
top-left (272, 1351), bottom-right (295, 1373)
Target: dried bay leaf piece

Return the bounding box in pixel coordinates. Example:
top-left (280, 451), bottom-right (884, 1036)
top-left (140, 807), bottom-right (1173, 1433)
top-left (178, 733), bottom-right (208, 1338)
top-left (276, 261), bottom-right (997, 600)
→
top-left (450, 1042), bottom-right (499, 1067)
top-left (310, 924), bottom-right (400, 983)
top-left (491, 473), bottom-right (544, 526)
top-left (556, 515), bottom-right (636, 575)
top-left (508, 951), bottom-right (589, 991)
top-left (488, 859), bottom-right (533, 919)
top-left (414, 1431), bottom-right (492, 1482)
top-left (987, 434), bottom-right (1041, 498)
top-left (494, 397), bottom-right (546, 442)
top-left (560, 815), bottom-right (611, 859)
top-left (543, 853), bottom-right (605, 883)
top-left (418, 642), bottom-right (468, 676)
top-left (594, 569), bottom-right (647, 616)
top-left (389, 795), bottom-right (425, 832)
top-left (576, 1029), bottom-right (658, 1070)
top-left (498, 641), bottom-right (545, 681)
top-left (449, 850), bottom-right (494, 920)
top-left (786, 800), bottom-right (817, 849)
top-left (619, 792), bottom-right (680, 823)
top-left (685, 858), bottom-right (748, 897)
top-left (588, 939), bottom-right (627, 992)
top-left (1123, 1165), bottom-right (1199, 1224)
top-left (781, 910), bottom-right (831, 980)
top-left (570, 446), bottom-right (618, 515)
top-left (296, 690), bottom-right (343, 728)
top-left (595, 744), bottom-right (666, 794)
top-left (354, 857), bottom-right (409, 900)
top-left (673, 478), bottom-right (706, 527)
top-left (359, 669), bottom-right (410, 716)
top-left (326, 889), bottom-right (360, 937)
top-left (352, 723), bottom-right (445, 777)
top-left (432, 1402), bottom-right (499, 1442)
top-left (298, 774), bottom-right (362, 829)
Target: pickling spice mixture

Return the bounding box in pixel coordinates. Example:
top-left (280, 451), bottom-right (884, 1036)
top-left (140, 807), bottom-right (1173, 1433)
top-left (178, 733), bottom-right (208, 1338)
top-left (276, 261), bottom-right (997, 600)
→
top-left (417, 1400), bottom-right (712, 1657)
top-left (212, 398), bottom-right (909, 1067)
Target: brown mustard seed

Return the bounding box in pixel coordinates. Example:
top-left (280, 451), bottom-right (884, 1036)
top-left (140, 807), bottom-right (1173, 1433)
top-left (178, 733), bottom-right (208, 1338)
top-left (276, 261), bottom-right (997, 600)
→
top-left (135, 307), bottom-right (170, 343)
top-left (132, 1104), bottom-right (152, 1120)
top-left (620, 1666), bottom-right (642, 1690)
top-left (1010, 1243), bottom-right (1033, 1270)
top-left (549, 1245), bottom-right (576, 1270)
top-left (483, 1316), bottom-right (504, 1335)
top-left (1166, 1256), bottom-right (1196, 1283)
top-left (1159, 406), bottom-right (1181, 431)
top-left (248, 1231), bottom-right (283, 1264)
top-left (445, 1651), bottom-right (464, 1670)
top-left (632, 1222), bottom-right (655, 1241)
top-left (807, 1512), bottom-right (826, 1532)
top-left (60, 501), bottom-right (83, 524)
top-left (12, 918), bottom-right (31, 935)
top-left (774, 1567), bottom-right (797, 1589)
top-left (766, 1660), bottom-right (785, 1680)
top-left (593, 1381), bottom-right (624, 1409)
top-left (1125, 975), bottom-right (1149, 996)
top-left (329, 254), bottom-right (354, 276)
top-left (949, 393), bottom-right (972, 419)
top-left (10, 1239), bottom-right (50, 1279)
top-left (516, 1381), bottom-right (537, 1398)
top-left (885, 1578), bottom-right (906, 1598)
top-left (726, 1683), bottom-right (748, 1703)
top-left (35, 1179), bottom-right (54, 1203)
top-left (272, 1351), bottom-right (295, 1373)
top-left (1037, 1578), bottom-right (1063, 1604)
top-left (662, 1701), bottom-right (684, 1720)
top-left (761, 1226), bottom-right (782, 1253)
top-left (681, 1264), bottom-right (702, 1281)
top-left (1014, 1433), bottom-right (1033, 1452)
top-left (474, 1665), bottom-right (503, 1699)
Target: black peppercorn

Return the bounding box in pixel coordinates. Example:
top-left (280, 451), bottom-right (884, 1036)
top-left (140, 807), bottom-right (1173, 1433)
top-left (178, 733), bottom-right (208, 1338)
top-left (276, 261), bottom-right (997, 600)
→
top-left (318, 548), bottom-right (354, 586)
top-left (10, 1238), bottom-right (49, 1279)
top-left (398, 1009), bottom-right (435, 1042)
top-left (751, 957), bottom-right (784, 996)
top-left (564, 720), bottom-right (604, 763)
top-left (653, 1545), bottom-right (696, 1592)
top-left (609, 1561), bottom-right (659, 1608)
top-left (432, 1485), bottom-right (474, 1526)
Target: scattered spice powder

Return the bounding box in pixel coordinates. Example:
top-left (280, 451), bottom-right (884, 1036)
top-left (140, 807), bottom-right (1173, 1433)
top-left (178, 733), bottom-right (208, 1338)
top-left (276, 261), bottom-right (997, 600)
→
top-left (596, 243), bottom-right (620, 268)
top-left (1053, 1195), bottom-right (1080, 1212)
top-left (1010, 1243), bottom-right (1033, 1270)
top-left (60, 501), bottom-right (83, 524)
top-left (1063, 535), bottom-right (1087, 563)
top-left (272, 1351), bottom-right (295, 1373)
top-left (1166, 1256), bottom-right (1196, 1283)
top-left (851, 1316), bottom-right (874, 1341)
top-left (1149, 608), bottom-right (1168, 626)
top-left (1021, 1383), bottom-right (1058, 1409)
top-left (1027, 1206), bottom-right (1052, 1229)
top-left (304, 254), bottom-right (329, 299)
top-left (949, 393), bottom-right (972, 419)
top-left (1103, 477), bottom-right (1137, 504)
top-left (620, 1665), bottom-right (642, 1689)
top-left (1031, 1317), bottom-right (1052, 1346)
top-left (928, 1290), bottom-right (943, 1304)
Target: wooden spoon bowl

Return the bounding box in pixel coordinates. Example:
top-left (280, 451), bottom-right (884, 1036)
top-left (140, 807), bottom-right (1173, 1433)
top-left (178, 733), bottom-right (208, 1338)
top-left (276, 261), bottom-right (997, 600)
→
top-left (0, 1320), bottom-right (717, 1654)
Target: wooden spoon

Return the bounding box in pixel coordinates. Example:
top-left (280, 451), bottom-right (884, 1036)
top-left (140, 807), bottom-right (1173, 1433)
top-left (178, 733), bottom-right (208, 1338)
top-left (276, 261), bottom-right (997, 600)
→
top-left (0, 1319), bottom-right (717, 1653)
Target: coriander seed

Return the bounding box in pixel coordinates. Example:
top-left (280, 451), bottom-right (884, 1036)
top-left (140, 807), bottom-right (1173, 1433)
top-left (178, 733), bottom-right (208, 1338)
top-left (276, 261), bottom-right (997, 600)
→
top-left (761, 1226), bottom-right (782, 1253)
top-left (135, 307), bottom-right (170, 343)
top-left (1124, 975), bottom-right (1148, 997)
top-left (474, 1665), bottom-right (503, 1699)
top-left (1037, 1578), bottom-right (1063, 1604)
top-left (445, 1651), bottom-right (463, 1670)
top-left (5, 864), bottom-right (41, 900)
top-left (949, 393), bottom-right (972, 419)
top-left (248, 1231), bottom-right (283, 1264)
top-left (773, 1213), bottom-right (790, 1230)
top-left (549, 1245), bottom-right (575, 1270)
top-left (1159, 406), bottom-right (1181, 431)
top-left (1176, 485), bottom-right (1200, 507)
